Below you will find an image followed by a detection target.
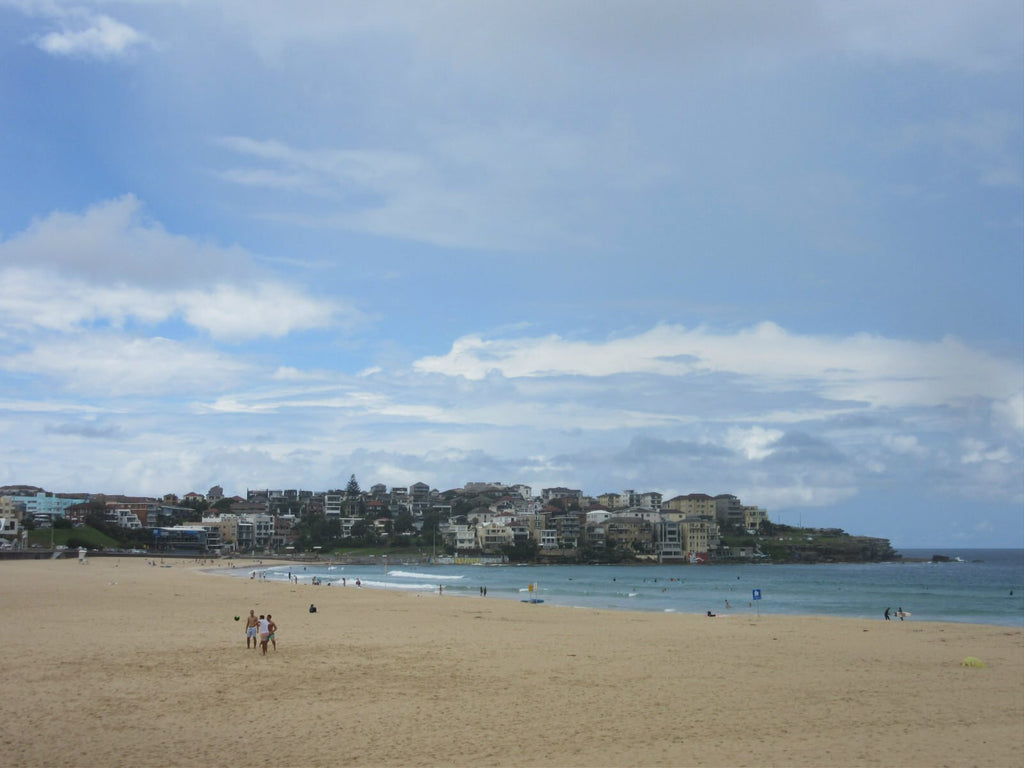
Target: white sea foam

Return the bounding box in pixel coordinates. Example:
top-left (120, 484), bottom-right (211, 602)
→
top-left (338, 578), bottom-right (435, 591)
top-left (387, 570), bottom-right (464, 581)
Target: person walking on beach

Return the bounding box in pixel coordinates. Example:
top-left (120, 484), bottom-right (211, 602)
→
top-left (258, 614), bottom-right (270, 655)
top-left (266, 614), bottom-right (277, 651)
top-left (884, 607), bottom-right (891, 621)
top-left (897, 606), bottom-right (905, 621)
top-left (245, 610), bottom-right (259, 648)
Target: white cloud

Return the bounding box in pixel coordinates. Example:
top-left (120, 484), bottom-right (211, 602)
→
top-left (37, 14), bottom-right (146, 59)
top-left (741, 483), bottom-right (860, 511)
top-left (0, 267), bottom-right (173, 332)
top-left (727, 426), bottom-right (783, 461)
top-left (177, 283), bottom-right (340, 341)
top-left (993, 392), bottom-right (1024, 433)
top-left (1, 334), bottom-right (252, 396)
top-left (0, 197), bottom-right (352, 340)
top-left (0, 195), bottom-right (251, 286)
top-left (961, 438), bottom-right (1013, 465)
top-left (0, 399), bottom-right (106, 414)
top-left (0, 267), bottom-right (344, 341)
top-left (213, 129), bottom-right (660, 251)
top-left (882, 434), bottom-right (927, 457)
top-left (193, 1), bottom-right (1022, 76)
top-left (822, 0), bottom-right (1023, 73)
top-left (413, 323), bottom-right (1023, 414)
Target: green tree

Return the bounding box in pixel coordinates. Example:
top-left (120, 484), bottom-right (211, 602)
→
top-left (345, 474), bottom-right (361, 497)
top-left (295, 513), bottom-right (341, 551)
top-left (393, 510), bottom-right (415, 534)
top-left (503, 538), bottom-right (539, 563)
top-left (182, 497), bottom-right (210, 515)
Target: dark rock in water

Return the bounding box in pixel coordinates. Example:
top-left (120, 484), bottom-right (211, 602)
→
top-left (931, 554), bottom-right (951, 562)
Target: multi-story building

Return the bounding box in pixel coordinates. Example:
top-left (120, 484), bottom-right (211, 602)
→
top-left (0, 515), bottom-right (20, 543)
top-left (198, 521), bottom-right (224, 552)
top-left (203, 515), bottom-right (239, 550)
top-left (6, 491), bottom-right (84, 521)
top-left (151, 526), bottom-right (208, 553)
top-left (389, 487), bottom-right (409, 515)
top-left (268, 489), bottom-right (311, 516)
top-left (245, 489), bottom-right (270, 510)
top-left (604, 516), bottom-right (655, 554)
top-left (541, 487), bottom-right (582, 506)
top-left (410, 482), bottom-right (432, 517)
top-left (617, 507), bottom-right (662, 522)
top-left (226, 514), bottom-right (276, 552)
top-left (636, 492), bottom-right (663, 512)
top-left (743, 505), bottom-right (769, 531)
top-left (250, 514), bottom-right (275, 549)
top-left (445, 524), bottom-right (478, 552)
top-left (655, 519), bottom-right (684, 560)
top-left (338, 517), bottom-right (364, 538)
top-left (324, 493), bottom-right (343, 516)
top-left (510, 484), bottom-right (532, 500)
top-left (714, 494), bottom-right (745, 528)
top-left (679, 516), bottom-right (719, 561)
top-left (476, 521), bottom-right (513, 552)
top-left (509, 520), bottom-right (533, 544)
top-left (665, 493), bottom-right (717, 517)
top-left (106, 508), bottom-right (143, 529)
top-left (584, 520), bottom-right (606, 549)
top-left (102, 497), bottom-right (159, 527)
top-left (0, 496), bottom-right (25, 521)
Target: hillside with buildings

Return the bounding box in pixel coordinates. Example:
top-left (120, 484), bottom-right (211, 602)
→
top-left (0, 479), bottom-right (897, 563)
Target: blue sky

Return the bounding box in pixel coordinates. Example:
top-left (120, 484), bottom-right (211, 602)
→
top-left (0, 1), bottom-right (1021, 547)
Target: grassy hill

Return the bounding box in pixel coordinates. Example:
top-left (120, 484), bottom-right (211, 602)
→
top-left (27, 526), bottom-right (120, 550)
top-left (722, 525), bottom-right (898, 563)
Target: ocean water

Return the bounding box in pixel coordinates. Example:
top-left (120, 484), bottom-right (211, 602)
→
top-left (228, 548), bottom-right (1024, 627)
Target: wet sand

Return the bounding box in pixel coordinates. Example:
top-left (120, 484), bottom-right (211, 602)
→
top-left (0, 557), bottom-right (1021, 767)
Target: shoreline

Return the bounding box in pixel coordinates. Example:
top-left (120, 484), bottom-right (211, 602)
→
top-left (1, 557), bottom-right (1021, 767)
top-left (209, 557), bottom-right (1024, 629)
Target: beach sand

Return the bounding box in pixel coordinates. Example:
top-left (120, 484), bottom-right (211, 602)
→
top-left (0, 557), bottom-right (1021, 768)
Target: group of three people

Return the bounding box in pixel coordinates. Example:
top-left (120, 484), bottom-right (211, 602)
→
top-left (243, 609), bottom-right (278, 654)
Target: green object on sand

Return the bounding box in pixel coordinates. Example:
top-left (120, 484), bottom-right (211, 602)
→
top-left (961, 656), bottom-right (986, 668)
top-left (234, 615), bottom-right (240, 621)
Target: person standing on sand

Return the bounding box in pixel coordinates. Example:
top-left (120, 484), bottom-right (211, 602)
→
top-left (266, 614), bottom-right (277, 651)
top-left (884, 607), bottom-right (891, 621)
top-left (245, 610), bottom-right (259, 648)
top-left (258, 614), bottom-right (270, 655)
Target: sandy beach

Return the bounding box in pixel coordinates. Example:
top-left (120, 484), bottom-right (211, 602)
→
top-left (0, 557), bottom-right (1020, 768)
